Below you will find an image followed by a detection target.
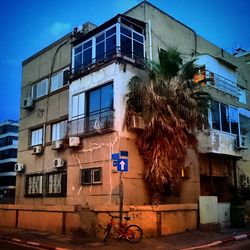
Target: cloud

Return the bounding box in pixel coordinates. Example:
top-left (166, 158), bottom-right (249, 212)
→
top-left (48, 22), bottom-right (71, 37)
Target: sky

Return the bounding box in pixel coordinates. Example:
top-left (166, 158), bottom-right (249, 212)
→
top-left (0, 0), bottom-right (249, 122)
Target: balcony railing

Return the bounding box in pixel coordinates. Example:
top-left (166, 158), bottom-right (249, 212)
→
top-left (69, 48), bottom-right (145, 82)
top-left (194, 70), bottom-right (240, 98)
top-left (68, 109), bottom-right (114, 137)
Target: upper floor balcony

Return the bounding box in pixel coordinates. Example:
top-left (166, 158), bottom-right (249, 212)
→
top-left (68, 108), bottom-right (114, 137)
top-left (193, 69), bottom-right (240, 98)
top-left (69, 14), bottom-right (146, 82)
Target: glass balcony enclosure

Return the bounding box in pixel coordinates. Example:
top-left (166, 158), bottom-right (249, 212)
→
top-left (71, 15), bottom-right (145, 74)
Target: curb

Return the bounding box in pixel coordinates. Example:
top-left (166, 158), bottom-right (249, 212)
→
top-left (181, 232), bottom-right (250, 250)
top-left (0, 234), bottom-right (70, 250)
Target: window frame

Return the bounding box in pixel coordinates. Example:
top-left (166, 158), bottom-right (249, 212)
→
top-left (81, 167), bottom-right (102, 185)
top-left (31, 127), bottom-right (43, 146)
top-left (51, 120), bottom-right (68, 142)
top-left (32, 79), bottom-right (48, 100)
top-left (25, 174), bottom-right (44, 197)
top-left (46, 172), bottom-right (67, 197)
top-left (210, 100), bottom-right (239, 135)
top-left (50, 68), bottom-right (68, 92)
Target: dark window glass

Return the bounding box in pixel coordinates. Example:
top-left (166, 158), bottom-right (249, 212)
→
top-left (96, 42), bottom-right (105, 60)
top-left (0, 176), bottom-right (16, 186)
top-left (106, 26), bottom-right (116, 37)
top-left (106, 35), bottom-right (116, 58)
top-left (221, 103), bottom-right (230, 133)
top-left (229, 107), bottom-right (239, 134)
top-left (89, 89), bottom-right (101, 114)
top-left (133, 33), bottom-right (143, 43)
top-left (121, 35), bottom-right (132, 57)
top-left (121, 26), bottom-right (131, 37)
top-left (83, 40), bottom-right (92, 49)
top-left (93, 169), bottom-right (101, 182)
top-left (83, 48), bottom-right (92, 66)
top-left (211, 101), bottom-right (220, 130)
top-left (96, 33), bottom-right (105, 43)
top-left (74, 53), bottom-right (82, 70)
top-left (101, 84), bottom-right (113, 109)
top-left (74, 45), bottom-right (82, 54)
top-left (82, 169), bottom-right (91, 184)
top-left (133, 40), bottom-right (144, 59)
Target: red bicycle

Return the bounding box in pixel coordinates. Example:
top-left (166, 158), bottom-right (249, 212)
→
top-left (103, 212), bottom-right (142, 243)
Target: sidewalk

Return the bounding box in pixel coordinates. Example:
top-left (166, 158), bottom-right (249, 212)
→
top-left (0, 224), bottom-right (250, 250)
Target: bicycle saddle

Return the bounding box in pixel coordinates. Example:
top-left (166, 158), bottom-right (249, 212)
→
top-left (124, 216), bottom-right (130, 221)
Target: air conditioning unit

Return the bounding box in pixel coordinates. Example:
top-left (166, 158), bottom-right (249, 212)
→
top-left (22, 97), bottom-right (33, 109)
top-left (32, 145), bottom-right (43, 155)
top-left (53, 158), bottom-right (65, 168)
top-left (69, 137), bottom-right (80, 147)
top-left (128, 115), bottom-right (145, 131)
top-left (14, 163), bottom-right (25, 173)
top-left (51, 140), bottom-right (64, 150)
top-left (235, 135), bottom-right (248, 149)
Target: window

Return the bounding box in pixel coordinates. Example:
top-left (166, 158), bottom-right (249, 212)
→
top-left (51, 69), bottom-right (68, 92)
top-left (81, 168), bottom-right (102, 185)
top-left (26, 174), bottom-right (43, 197)
top-left (51, 120), bottom-right (67, 141)
top-left (239, 87), bottom-right (247, 104)
top-left (211, 101), bottom-right (239, 134)
top-left (25, 172), bottom-right (67, 197)
top-left (0, 125), bottom-right (18, 134)
top-left (46, 172), bottom-right (66, 196)
top-left (73, 39), bottom-right (93, 71)
top-left (86, 82), bottom-right (113, 132)
top-left (0, 149), bottom-right (17, 159)
top-left (72, 92), bottom-right (85, 119)
top-left (0, 136), bottom-right (18, 147)
top-left (32, 79), bottom-right (48, 99)
top-left (31, 128), bottom-right (43, 146)
top-left (121, 25), bottom-right (144, 59)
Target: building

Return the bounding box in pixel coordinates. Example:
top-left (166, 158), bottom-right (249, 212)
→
top-left (0, 120), bottom-right (19, 204)
top-left (15, 1), bottom-right (250, 227)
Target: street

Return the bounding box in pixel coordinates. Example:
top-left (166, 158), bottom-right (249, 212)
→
top-left (0, 239), bottom-right (43, 250)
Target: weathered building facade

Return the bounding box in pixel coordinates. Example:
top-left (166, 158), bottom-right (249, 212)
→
top-left (14, 1), bottom-right (250, 225)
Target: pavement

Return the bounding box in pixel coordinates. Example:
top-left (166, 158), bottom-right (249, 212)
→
top-left (1, 224), bottom-right (250, 250)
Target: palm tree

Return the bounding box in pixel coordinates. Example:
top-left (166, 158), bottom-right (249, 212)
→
top-left (126, 48), bottom-right (209, 204)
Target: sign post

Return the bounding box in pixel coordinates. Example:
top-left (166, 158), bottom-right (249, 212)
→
top-left (111, 151), bottom-right (128, 227)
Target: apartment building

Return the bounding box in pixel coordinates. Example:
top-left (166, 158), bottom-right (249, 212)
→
top-left (0, 120), bottom-right (19, 204)
top-left (16, 1), bottom-right (250, 209)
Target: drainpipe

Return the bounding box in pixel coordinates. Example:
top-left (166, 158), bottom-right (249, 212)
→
top-left (148, 19), bottom-right (153, 62)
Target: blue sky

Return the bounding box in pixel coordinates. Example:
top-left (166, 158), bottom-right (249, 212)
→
top-left (0, 0), bottom-right (249, 122)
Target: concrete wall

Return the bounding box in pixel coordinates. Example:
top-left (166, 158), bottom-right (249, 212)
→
top-left (0, 204), bottom-right (198, 238)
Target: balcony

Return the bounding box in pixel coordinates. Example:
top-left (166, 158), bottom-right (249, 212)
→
top-left (194, 70), bottom-right (240, 98)
top-left (195, 129), bottom-right (246, 157)
top-left (68, 109), bottom-right (114, 137)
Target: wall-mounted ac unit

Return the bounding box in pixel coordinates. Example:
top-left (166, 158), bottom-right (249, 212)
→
top-left (51, 140), bottom-right (64, 150)
top-left (235, 135), bottom-right (248, 149)
top-left (69, 137), bottom-right (80, 147)
top-left (32, 145), bottom-right (43, 155)
top-left (128, 115), bottom-right (145, 131)
top-left (22, 97), bottom-right (33, 109)
top-left (14, 163), bottom-right (25, 173)
top-left (53, 158), bottom-right (65, 168)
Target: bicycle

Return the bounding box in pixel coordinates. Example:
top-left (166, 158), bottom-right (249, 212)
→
top-left (103, 212), bottom-right (143, 243)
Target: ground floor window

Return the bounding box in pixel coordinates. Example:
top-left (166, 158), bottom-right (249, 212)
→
top-left (25, 172), bottom-right (66, 197)
top-left (81, 168), bottom-right (102, 185)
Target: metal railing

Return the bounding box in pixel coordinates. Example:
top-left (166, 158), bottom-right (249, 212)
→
top-left (194, 70), bottom-right (240, 97)
top-left (68, 109), bottom-right (114, 137)
top-left (70, 47), bottom-right (145, 76)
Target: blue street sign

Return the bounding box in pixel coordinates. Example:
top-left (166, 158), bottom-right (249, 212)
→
top-left (111, 153), bottom-right (119, 161)
top-left (120, 150), bottom-right (128, 157)
top-left (117, 158), bottom-right (128, 172)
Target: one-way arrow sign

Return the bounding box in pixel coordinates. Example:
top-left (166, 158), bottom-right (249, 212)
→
top-left (117, 158), bottom-right (128, 172)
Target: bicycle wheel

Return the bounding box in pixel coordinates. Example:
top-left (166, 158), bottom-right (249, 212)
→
top-left (125, 225), bottom-right (142, 243)
top-left (103, 224), bottom-right (112, 242)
